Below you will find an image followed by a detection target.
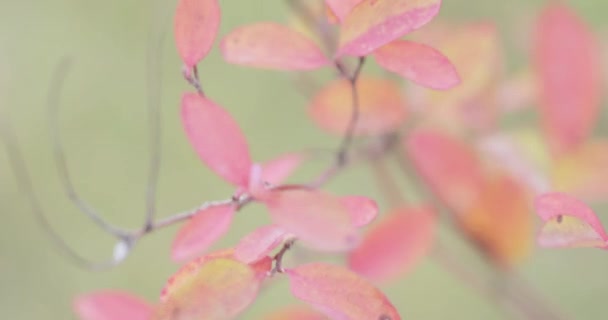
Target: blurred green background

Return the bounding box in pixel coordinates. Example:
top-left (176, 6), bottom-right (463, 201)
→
top-left (2, 0), bottom-right (608, 319)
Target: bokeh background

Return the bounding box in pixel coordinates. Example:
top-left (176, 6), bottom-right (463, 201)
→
top-left (2, 0), bottom-right (608, 319)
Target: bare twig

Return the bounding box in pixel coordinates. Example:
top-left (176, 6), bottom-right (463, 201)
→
top-left (335, 57), bottom-right (366, 165)
top-left (47, 57), bottom-right (128, 238)
top-left (0, 111), bottom-right (120, 271)
top-left (143, 3), bottom-right (167, 230)
top-left (271, 238), bottom-right (297, 275)
top-left (182, 65), bottom-right (204, 95)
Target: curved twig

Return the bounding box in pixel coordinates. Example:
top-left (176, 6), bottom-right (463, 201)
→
top-left (0, 110), bottom-right (119, 271)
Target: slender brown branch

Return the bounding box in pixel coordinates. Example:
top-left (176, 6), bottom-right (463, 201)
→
top-left (182, 65), bottom-right (204, 95)
top-left (271, 238), bottom-right (297, 275)
top-left (336, 57), bottom-right (366, 165)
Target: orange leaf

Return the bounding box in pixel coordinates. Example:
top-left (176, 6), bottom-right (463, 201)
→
top-left (156, 257), bottom-right (265, 320)
top-left (462, 174), bottom-right (533, 267)
top-left (309, 76), bottom-right (407, 136)
top-left (418, 23), bottom-right (502, 132)
top-left (262, 305), bottom-right (328, 320)
top-left (552, 140), bottom-right (608, 202)
top-left (221, 22), bottom-right (330, 70)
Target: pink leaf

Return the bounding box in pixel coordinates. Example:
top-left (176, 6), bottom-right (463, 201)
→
top-left (161, 249), bottom-right (272, 302)
top-left (171, 203), bottom-right (236, 262)
top-left (263, 305), bottom-right (328, 320)
top-left (263, 189), bottom-right (359, 251)
top-left (325, 0), bottom-right (364, 22)
top-left (405, 129), bottom-right (485, 214)
top-left (221, 22), bottom-right (330, 70)
top-left (73, 291), bottom-right (153, 320)
top-left (533, 3), bottom-right (603, 154)
top-left (174, 0), bottom-right (221, 68)
top-left (181, 93), bottom-right (252, 188)
top-left (373, 40), bottom-right (460, 90)
top-left (234, 224), bottom-right (288, 264)
top-left (261, 152), bottom-right (307, 186)
top-left (348, 206), bottom-right (436, 282)
top-left (535, 192), bottom-right (608, 248)
top-left (337, 0), bottom-right (442, 57)
top-left (287, 263), bottom-right (401, 320)
top-left (339, 195), bottom-right (379, 227)
top-left (157, 257), bottom-right (265, 320)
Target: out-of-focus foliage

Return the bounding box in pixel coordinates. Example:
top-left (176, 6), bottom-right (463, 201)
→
top-left (3, 0), bottom-right (608, 319)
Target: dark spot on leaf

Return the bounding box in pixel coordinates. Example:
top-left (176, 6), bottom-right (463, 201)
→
top-left (556, 215), bottom-right (563, 223)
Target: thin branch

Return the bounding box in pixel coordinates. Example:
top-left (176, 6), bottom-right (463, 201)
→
top-left (143, 3), bottom-right (168, 230)
top-left (47, 57), bottom-right (128, 238)
top-left (133, 198), bottom-right (237, 238)
top-left (182, 65), bottom-right (204, 95)
top-left (271, 238), bottom-right (297, 275)
top-left (0, 111), bottom-right (120, 271)
top-left (335, 57), bottom-right (366, 165)
top-left (430, 244), bottom-right (530, 320)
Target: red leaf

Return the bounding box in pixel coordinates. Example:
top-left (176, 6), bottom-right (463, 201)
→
top-left (374, 40), bottom-right (460, 90)
top-left (287, 263), bottom-right (401, 320)
top-left (339, 195), bottom-right (379, 227)
top-left (171, 203), bottom-right (236, 262)
top-left (181, 93), bottom-right (252, 188)
top-left (157, 257), bottom-right (265, 320)
top-left (348, 206), bottom-right (436, 282)
top-left (73, 291), bottom-right (153, 320)
top-left (234, 224), bottom-right (288, 264)
top-left (534, 3), bottom-right (603, 154)
top-left (221, 22), bottom-right (330, 71)
top-left (325, 0), bottom-right (364, 22)
top-left (535, 192), bottom-right (608, 248)
top-left (337, 0), bottom-right (442, 57)
top-left (174, 0), bottom-right (221, 68)
top-left (263, 189), bottom-right (359, 251)
top-left (405, 129), bottom-right (485, 214)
